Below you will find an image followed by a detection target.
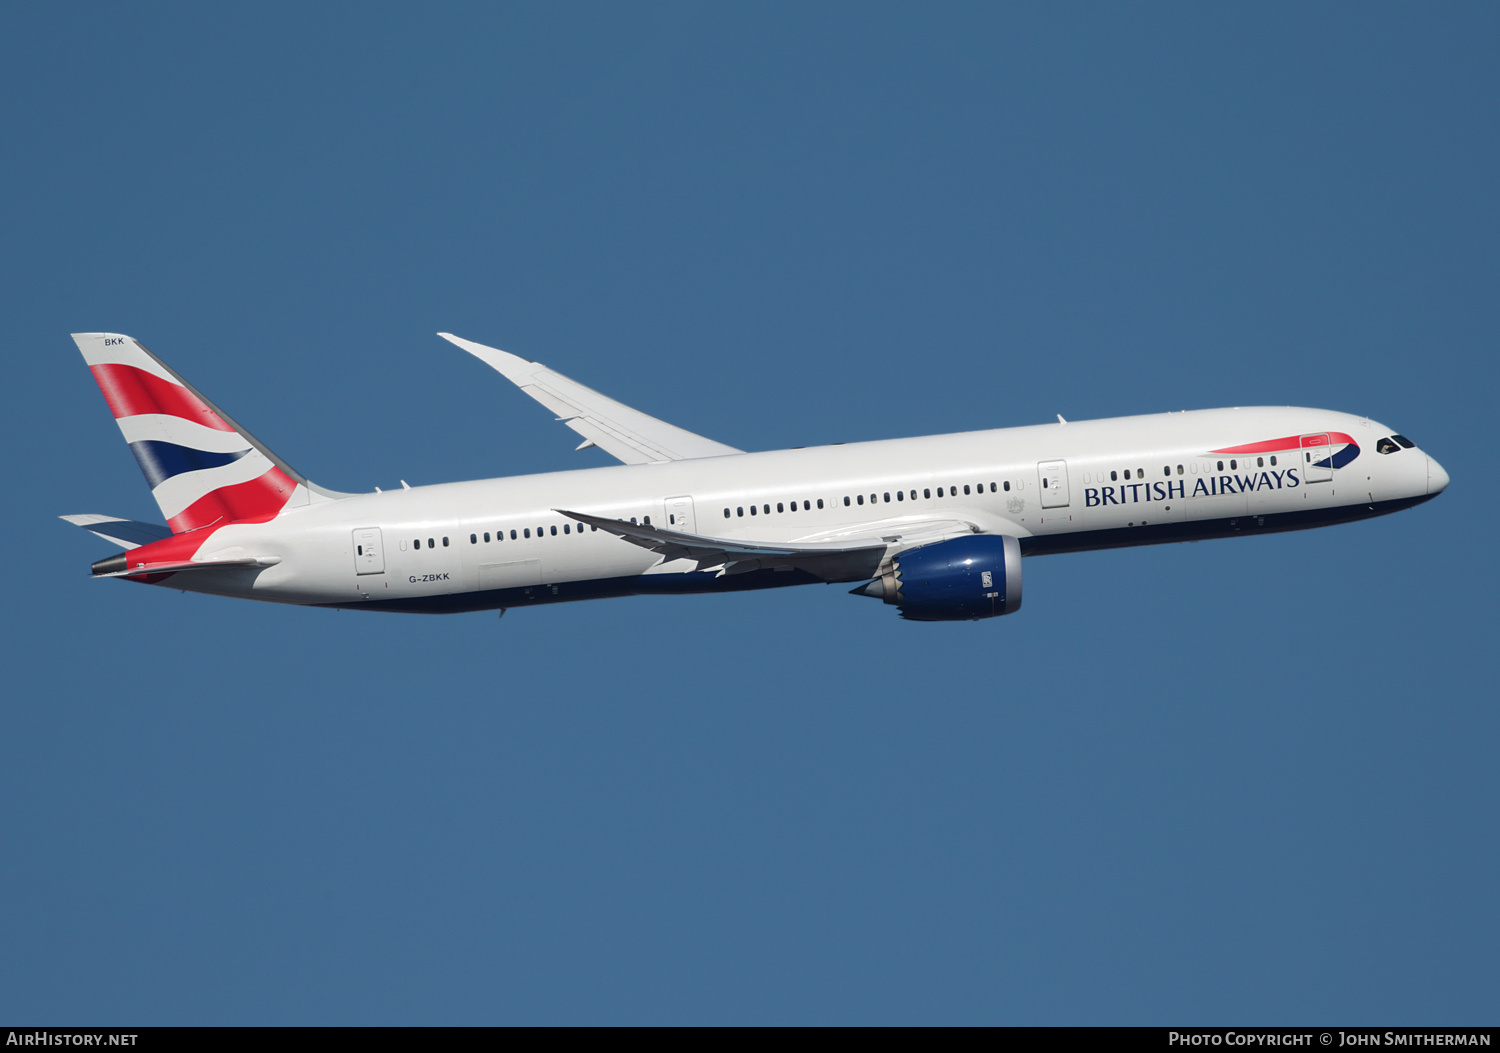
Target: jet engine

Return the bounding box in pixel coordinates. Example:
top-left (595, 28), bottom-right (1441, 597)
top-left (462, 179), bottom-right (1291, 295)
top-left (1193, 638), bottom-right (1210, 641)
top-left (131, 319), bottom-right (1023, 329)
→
top-left (851, 534), bottom-right (1022, 621)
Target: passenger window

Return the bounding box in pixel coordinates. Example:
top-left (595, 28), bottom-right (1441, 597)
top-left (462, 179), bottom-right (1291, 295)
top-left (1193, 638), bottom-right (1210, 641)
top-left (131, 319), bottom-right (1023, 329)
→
top-left (1110, 471), bottom-right (1117, 481)
top-left (857, 495), bottom-right (864, 505)
top-left (1270, 456), bottom-right (1277, 466)
top-left (524, 528), bottom-right (531, 538)
top-left (1257, 457), bottom-right (1264, 467)
top-left (843, 496), bottom-right (850, 506)
top-left (1217, 461), bottom-right (1224, 472)
top-left (883, 493), bottom-right (890, 503)
top-left (483, 532), bottom-right (490, 543)
top-left (870, 494), bottom-right (877, 505)
top-left (644, 516), bottom-right (651, 525)
top-left (428, 538), bottom-right (435, 549)
top-left (510, 530), bottom-right (517, 540)
top-left (470, 534), bottom-right (477, 544)
top-left (563, 524), bottom-right (570, 534)
top-left (761, 506), bottom-right (768, 515)
top-left (924, 488), bottom-right (931, 498)
top-left (1230, 460), bottom-right (1237, 470)
top-left (963, 485), bottom-right (971, 495)
top-left (724, 508), bottom-right (730, 518)
top-left (1137, 469), bottom-right (1144, 479)
top-left (805, 501), bottom-right (812, 510)
top-left (413, 538), bottom-right (420, 549)
top-left (896, 490), bottom-right (904, 501)
top-left (937, 487), bottom-right (944, 497)
top-left (1177, 465), bottom-right (1184, 475)
top-left (737, 506), bottom-right (744, 517)
top-left (1163, 467), bottom-right (1170, 477)
top-left (750, 505), bottom-right (757, 515)
top-left (990, 483), bottom-right (996, 492)
top-left (777, 503), bottom-right (784, 513)
top-left (817, 499), bottom-right (824, 509)
top-left (442, 537), bottom-right (449, 547)
top-left (1003, 481), bottom-right (1010, 492)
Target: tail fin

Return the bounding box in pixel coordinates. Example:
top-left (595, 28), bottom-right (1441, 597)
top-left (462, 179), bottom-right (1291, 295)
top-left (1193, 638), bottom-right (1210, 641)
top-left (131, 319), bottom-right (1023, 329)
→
top-left (72, 333), bottom-right (342, 533)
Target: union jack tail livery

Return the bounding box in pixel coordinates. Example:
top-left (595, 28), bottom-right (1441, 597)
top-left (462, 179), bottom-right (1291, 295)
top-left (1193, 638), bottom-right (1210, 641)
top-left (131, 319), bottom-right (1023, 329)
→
top-left (72, 333), bottom-right (322, 534)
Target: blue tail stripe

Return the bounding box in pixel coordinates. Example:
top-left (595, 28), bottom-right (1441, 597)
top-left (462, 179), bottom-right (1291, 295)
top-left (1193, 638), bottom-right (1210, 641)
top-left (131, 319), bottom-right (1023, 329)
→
top-left (128, 440), bottom-right (251, 489)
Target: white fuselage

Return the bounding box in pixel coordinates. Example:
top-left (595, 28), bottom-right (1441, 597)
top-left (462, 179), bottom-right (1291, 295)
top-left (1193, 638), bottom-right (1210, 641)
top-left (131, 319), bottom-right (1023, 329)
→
top-left (159, 405), bottom-right (1445, 613)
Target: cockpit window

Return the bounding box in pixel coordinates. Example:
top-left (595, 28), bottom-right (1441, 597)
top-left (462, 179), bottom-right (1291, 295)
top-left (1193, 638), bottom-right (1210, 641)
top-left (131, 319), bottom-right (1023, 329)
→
top-left (1392, 434), bottom-right (1416, 449)
top-left (1377, 437), bottom-right (1401, 454)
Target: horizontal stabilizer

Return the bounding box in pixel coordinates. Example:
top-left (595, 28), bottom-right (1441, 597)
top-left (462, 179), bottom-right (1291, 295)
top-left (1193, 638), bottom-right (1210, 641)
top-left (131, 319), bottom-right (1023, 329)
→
top-left (439, 333), bottom-right (743, 465)
top-left (90, 554), bottom-right (280, 578)
top-left (60, 514), bottom-right (173, 549)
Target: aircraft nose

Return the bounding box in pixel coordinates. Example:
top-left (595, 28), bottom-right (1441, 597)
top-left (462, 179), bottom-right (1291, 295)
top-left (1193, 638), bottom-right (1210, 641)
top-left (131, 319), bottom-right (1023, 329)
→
top-left (1427, 455), bottom-right (1450, 495)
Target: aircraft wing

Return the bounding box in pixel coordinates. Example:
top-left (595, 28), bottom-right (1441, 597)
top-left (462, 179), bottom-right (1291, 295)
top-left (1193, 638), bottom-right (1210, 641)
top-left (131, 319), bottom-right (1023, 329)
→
top-left (439, 333), bottom-right (744, 465)
top-left (557, 509), bottom-right (989, 583)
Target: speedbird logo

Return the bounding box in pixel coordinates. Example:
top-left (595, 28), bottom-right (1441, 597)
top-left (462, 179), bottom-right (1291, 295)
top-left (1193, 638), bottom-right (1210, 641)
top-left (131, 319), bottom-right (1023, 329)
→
top-left (1214, 431), bottom-right (1361, 470)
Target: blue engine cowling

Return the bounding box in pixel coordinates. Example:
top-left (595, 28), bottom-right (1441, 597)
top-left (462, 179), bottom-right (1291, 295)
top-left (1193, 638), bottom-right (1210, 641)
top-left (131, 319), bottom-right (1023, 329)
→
top-left (851, 534), bottom-right (1022, 621)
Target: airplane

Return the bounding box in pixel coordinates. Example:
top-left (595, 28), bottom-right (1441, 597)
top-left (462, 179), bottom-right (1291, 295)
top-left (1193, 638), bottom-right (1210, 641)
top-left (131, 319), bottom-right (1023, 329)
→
top-left (63, 332), bottom-right (1449, 622)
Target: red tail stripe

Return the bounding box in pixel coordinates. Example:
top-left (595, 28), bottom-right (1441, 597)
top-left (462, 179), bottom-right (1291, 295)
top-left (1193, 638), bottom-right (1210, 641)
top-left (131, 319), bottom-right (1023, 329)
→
top-left (165, 466), bottom-right (297, 534)
top-left (1211, 431), bottom-right (1357, 455)
top-left (89, 364), bottom-right (236, 431)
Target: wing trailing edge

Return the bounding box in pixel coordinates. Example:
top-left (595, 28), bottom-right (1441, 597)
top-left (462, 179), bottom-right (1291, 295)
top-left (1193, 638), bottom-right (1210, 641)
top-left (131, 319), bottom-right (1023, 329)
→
top-left (557, 509), bottom-right (997, 584)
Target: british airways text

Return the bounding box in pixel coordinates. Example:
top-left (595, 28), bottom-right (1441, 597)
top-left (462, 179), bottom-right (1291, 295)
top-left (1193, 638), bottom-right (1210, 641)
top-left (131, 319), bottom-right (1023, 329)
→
top-left (1085, 469), bottom-right (1301, 507)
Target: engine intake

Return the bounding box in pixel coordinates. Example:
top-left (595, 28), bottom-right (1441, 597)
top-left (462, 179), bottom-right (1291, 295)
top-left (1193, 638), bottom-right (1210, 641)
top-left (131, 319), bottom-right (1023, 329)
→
top-left (852, 534), bottom-right (1022, 621)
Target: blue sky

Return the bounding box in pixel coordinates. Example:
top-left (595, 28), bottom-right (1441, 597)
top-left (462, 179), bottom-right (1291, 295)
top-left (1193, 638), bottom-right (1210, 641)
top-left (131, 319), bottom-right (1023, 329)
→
top-left (1, 3), bottom-right (1496, 1024)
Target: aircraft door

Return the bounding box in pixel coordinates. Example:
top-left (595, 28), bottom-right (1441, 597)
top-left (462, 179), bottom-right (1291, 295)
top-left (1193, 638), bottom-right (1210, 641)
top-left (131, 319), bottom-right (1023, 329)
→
top-left (1301, 434), bottom-right (1332, 483)
top-left (664, 495), bottom-right (696, 534)
top-left (353, 528), bottom-right (385, 574)
top-left (1037, 460), bottom-right (1071, 508)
